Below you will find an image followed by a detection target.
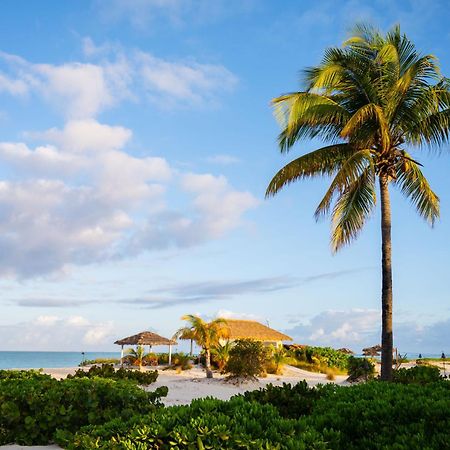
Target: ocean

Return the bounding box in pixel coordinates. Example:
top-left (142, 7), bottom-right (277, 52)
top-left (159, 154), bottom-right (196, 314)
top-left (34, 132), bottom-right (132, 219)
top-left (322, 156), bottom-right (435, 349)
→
top-left (0, 351), bottom-right (120, 369)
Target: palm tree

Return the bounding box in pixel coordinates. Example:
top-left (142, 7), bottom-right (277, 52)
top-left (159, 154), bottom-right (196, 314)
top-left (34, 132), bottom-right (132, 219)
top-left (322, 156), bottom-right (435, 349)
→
top-left (266, 24), bottom-right (449, 381)
top-left (212, 341), bottom-right (233, 372)
top-left (176, 315), bottom-right (229, 378)
top-left (127, 345), bottom-right (147, 370)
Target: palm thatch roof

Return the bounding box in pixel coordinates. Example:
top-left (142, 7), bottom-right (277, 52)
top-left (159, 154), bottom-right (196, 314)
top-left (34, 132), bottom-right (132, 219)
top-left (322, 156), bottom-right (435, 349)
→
top-left (114, 331), bottom-right (177, 346)
top-left (224, 319), bottom-right (292, 342)
top-left (362, 344), bottom-right (382, 356)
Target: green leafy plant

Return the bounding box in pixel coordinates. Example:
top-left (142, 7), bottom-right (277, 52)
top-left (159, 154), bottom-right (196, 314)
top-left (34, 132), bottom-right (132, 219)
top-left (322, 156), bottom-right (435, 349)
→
top-left (393, 365), bottom-right (443, 384)
top-left (225, 339), bottom-right (267, 379)
top-left (66, 364), bottom-right (158, 385)
top-left (212, 341), bottom-right (233, 372)
top-left (0, 377), bottom-right (167, 446)
top-left (0, 369), bottom-right (51, 381)
top-left (79, 358), bottom-right (119, 367)
top-left (347, 356), bottom-right (376, 382)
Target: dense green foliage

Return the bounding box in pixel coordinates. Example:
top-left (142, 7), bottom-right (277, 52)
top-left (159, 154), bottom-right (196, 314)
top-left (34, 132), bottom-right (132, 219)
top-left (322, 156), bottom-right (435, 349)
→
top-left (347, 356), bottom-right (376, 382)
top-left (66, 364), bottom-right (158, 385)
top-left (0, 377), bottom-right (167, 446)
top-left (288, 346), bottom-right (350, 373)
top-left (0, 369), bottom-right (52, 381)
top-left (61, 397), bottom-right (327, 449)
top-left (61, 380), bottom-right (450, 449)
top-left (241, 381), bottom-right (330, 418)
top-left (225, 339), bottom-right (267, 378)
top-left (393, 365), bottom-right (443, 384)
top-left (80, 358), bottom-right (119, 367)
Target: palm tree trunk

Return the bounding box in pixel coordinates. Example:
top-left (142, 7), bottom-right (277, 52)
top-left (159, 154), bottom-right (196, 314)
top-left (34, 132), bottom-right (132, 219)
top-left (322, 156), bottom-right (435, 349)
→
top-left (379, 175), bottom-right (393, 381)
top-left (205, 348), bottom-right (213, 378)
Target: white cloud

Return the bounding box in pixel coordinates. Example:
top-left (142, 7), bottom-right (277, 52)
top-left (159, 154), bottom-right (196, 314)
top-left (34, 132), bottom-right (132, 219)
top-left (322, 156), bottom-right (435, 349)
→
top-left (286, 309), bottom-right (450, 354)
top-left (136, 52), bottom-right (238, 106)
top-left (215, 309), bottom-right (262, 321)
top-left (0, 72), bottom-right (28, 95)
top-left (0, 315), bottom-right (115, 351)
top-left (0, 121), bottom-right (257, 278)
top-left (0, 45), bottom-right (237, 116)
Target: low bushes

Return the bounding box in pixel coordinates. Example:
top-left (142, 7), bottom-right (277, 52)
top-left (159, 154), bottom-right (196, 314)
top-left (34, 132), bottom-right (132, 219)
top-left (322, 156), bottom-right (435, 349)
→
top-left (0, 377), bottom-right (167, 446)
top-left (0, 369), bottom-right (51, 381)
top-left (61, 397), bottom-right (327, 449)
top-left (393, 365), bottom-right (443, 384)
top-left (61, 380), bottom-right (450, 449)
top-left (225, 339), bottom-right (267, 378)
top-left (288, 345), bottom-right (350, 374)
top-left (79, 358), bottom-right (119, 367)
top-left (347, 356), bottom-right (376, 382)
top-left (66, 363), bottom-right (158, 385)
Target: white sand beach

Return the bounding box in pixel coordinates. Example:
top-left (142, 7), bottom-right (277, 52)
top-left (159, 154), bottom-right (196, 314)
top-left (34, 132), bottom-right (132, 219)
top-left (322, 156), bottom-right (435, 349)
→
top-left (38, 364), bottom-right (348, 406)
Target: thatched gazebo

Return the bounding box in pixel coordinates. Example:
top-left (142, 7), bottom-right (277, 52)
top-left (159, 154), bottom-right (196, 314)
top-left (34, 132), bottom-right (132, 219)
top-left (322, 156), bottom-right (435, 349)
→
top-left (362, 344), bottom-right (382, 357)
top-left (114, 331), bottom-right (177, 365)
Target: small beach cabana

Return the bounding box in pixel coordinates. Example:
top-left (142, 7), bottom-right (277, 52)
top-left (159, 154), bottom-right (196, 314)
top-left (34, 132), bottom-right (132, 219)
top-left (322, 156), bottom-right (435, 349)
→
top-left (220, 319), bottom-right (292, 347)
top-left (114, 331), bottom-right (177, 365)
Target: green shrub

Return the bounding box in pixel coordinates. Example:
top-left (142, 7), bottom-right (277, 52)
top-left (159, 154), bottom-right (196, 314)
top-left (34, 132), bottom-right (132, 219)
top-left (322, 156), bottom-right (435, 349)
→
top-left (79, 358), bottom-right (119, 367)
top-left (290, 346), bottom-right (349, 371)
top-left (170, 353), bottom-right (193, 371)
top-left (66, 364), bottom-right (158, 385)
top-left (347, 356), bottom-right (376, 382)
top-left (225, 339), bottom-right (267, 378)
top-left (240, 381), bottom-right (333, 419)
top-left (393, 365), bottom-right (443, 384)
top-left (61, 396), bottom-right (328, 449)
top-left (0, 377), bottom-right (167, 446)
top-left (302, 381), bottom-right (450, 449)
top-left (0, 369), bottom-right (51, 381)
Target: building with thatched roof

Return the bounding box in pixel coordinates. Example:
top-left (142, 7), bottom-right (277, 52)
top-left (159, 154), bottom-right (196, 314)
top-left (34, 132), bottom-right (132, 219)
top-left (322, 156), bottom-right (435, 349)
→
top-left (220, 319), bottom-right (292, 347)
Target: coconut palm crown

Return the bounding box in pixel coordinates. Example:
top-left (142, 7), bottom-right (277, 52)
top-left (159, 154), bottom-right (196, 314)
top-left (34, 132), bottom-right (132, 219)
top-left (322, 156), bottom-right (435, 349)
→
top-left (266, 24), bottom-right (450, 381)
top-left (175, 314), bottom-right (229, 378)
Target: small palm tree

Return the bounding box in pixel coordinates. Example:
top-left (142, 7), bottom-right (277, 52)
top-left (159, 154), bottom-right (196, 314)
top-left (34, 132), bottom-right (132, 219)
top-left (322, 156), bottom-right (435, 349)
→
top-left (212, 341), bottom-right (233, 372)
top-left (127, 345), bottom-right (147, 370)
top-left (267, 24), bottom-right (450, 380)
top-left (271, 346), bottom-right (288, 375)
top-left (176, 315), bottom-right (229, 378)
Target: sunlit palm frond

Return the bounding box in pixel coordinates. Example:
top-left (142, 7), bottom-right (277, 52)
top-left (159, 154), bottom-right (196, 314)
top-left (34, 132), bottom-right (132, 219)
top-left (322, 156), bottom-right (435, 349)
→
top-left (331, 168), bottom-right (376, 252)
top-left (265, 144), bottom-right (356, 197)
top-left (394, 155), bottom-right (440, 224)
top-left (314, 149), bottom-right (373, 219)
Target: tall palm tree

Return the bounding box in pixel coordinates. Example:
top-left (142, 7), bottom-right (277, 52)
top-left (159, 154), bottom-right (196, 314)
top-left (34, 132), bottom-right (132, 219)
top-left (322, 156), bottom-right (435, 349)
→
top-left (176, 315), bottom-right (229, 378)
top-left (266, 24), bottom-right (449, 381)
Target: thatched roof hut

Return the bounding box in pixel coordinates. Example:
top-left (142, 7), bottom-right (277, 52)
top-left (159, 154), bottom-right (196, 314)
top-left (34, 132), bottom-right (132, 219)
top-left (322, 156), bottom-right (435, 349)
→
top-left (114, 331), bottom-right (177, 365)
top-left (223, 319), bottom-right (292, 344)
top-left (115, 331), bottom-right (177, 346)
top-left (362, 345), bottom-right (382, 357)
top-left (338, 348), bottom-right (355, 355)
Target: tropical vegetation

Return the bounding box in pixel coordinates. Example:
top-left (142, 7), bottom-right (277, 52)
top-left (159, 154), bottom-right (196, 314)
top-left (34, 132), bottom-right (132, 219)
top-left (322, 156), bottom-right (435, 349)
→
top-left (266, 24), bottom-right (450, 380)
top-left (62, 376), bottom-right (448, 449)
top-left (174, 314), bottom-right (229, 378)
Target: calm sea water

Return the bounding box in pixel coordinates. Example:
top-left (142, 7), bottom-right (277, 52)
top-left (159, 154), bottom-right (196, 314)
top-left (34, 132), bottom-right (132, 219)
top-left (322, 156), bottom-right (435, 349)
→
top-left (0, 351), bottom-right (120, 369)
top-left (0, 351), bottom-right (445, 370)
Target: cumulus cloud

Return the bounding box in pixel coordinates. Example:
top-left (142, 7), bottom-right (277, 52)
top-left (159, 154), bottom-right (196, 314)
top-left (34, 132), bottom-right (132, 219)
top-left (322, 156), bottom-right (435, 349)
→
top-left (0, 44), bottom-right (237, 116)
top-left (0, 315), bottom-right (115, 351)
top-left (285, 309), bottom-right (450, 354)
top-left (0, 120), bottom-right (256, 278)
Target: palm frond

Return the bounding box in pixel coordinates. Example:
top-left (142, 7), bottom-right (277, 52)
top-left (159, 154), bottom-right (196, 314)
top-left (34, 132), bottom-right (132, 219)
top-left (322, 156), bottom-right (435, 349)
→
top-left (265, 144), bottom-right (356, 197)
top-left (331, 168), bottom-right (376, 252)
top-left (394, 154), bottom-right (440, 224)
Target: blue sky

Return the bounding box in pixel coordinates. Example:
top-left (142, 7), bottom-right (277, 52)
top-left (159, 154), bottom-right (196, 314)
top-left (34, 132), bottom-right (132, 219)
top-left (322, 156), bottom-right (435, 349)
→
top-left (0, 0), bottom-right (449, 354)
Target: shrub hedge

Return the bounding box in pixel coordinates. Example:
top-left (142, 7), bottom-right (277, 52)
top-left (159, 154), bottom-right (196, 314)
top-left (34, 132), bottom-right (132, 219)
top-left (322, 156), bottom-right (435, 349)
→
top-left (0, 377), bottom-right (167, 446)
top-left (66, 363), bottom-right (158, 385)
